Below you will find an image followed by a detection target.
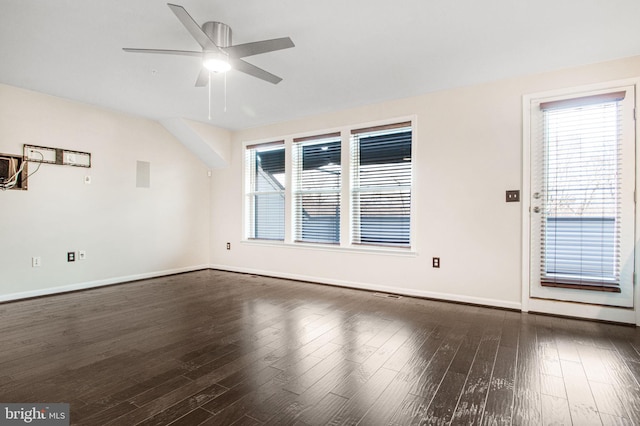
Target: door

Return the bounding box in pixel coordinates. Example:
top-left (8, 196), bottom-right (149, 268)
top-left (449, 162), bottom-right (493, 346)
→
top-left (529, 85), bottom-right (636, 308)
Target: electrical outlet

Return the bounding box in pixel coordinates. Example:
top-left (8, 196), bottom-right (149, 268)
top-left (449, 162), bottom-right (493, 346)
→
top-left (78, 250), bottom-right (86, 260)
top-left (226, 242), bottom-right (231, 250)
top-left (32, 256), bottom-right (41, 267)
top-left (432, 257), bottom-right (440, 268)
top-left (67, 251), bottom-right (75, 262)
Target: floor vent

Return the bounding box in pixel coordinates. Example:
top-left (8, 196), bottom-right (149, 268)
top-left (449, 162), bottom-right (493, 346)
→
top-left (372, 292), bottom-right (402, 300)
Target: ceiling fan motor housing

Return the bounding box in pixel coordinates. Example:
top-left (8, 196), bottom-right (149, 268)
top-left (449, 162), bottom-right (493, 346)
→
top-left (202, 21), bottom-right (231, 48)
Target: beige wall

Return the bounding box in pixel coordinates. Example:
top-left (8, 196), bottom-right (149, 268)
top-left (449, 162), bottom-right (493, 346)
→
top-left (0, 84), bottom-right (210, 300)
top-left (2, 55), bottom-right (639, 313)
top-left (210, 55), bottom-right (640, 310)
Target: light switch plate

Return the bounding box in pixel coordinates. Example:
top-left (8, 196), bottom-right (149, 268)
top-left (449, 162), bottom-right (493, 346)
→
top-left (506, 190), bottom-right (520, 202)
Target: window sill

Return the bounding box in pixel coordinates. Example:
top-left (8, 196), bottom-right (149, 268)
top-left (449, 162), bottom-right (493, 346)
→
top-left (242, 239), bottom-right (417, 257)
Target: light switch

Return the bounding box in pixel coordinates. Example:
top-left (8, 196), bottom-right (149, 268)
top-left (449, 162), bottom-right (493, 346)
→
top-left (506, 190), bottom-right (520, 202)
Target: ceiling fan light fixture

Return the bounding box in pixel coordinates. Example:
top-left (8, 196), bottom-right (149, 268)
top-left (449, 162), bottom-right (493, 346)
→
top-left (123, 4), bottom-right (294, 85)
top-left (203, 52), bottom-right (231, 73)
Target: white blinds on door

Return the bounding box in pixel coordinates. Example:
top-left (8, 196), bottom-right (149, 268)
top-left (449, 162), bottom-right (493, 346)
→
top-left (538, 92), bottom-right (625, 289)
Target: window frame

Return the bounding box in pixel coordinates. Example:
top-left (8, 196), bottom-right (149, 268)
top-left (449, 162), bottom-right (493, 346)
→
top-left (292, 132), bottom-right (343, 245)
top-left (242, 116), bottom-right (417, 254)
top-left (350, 122), bottom-right (413, 248)
top-left (244, 140), bottom-right (286, 241)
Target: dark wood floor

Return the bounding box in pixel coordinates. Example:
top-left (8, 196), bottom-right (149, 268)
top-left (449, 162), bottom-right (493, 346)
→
top-left (1, 270), bottom-right (640, 425)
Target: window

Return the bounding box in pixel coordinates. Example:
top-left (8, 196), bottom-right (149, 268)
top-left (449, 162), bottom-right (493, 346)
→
top-left (243, 119), bottom-right (414, 251)
top-left (245, 142), bottom-right (285, 240)
top-left (351, 122), bottom-right (412, 247)
top-left (293, 133), bottom-right (342, 244)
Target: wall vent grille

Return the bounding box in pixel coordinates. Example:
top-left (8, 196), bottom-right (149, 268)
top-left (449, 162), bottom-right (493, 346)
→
top-left (372, 292), bottom-right (402, 299)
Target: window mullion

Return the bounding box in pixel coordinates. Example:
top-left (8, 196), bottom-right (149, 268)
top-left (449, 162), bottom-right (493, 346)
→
top-left (340, 130), bottom-right (351, 247)
top-left (284, 138), bottom-right (293, 243)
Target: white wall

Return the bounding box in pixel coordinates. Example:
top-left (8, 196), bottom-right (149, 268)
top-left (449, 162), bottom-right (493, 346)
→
top-left (0, 84), bottom-right (210, 300)
top-left (210, 55), bottom-right (640, 311)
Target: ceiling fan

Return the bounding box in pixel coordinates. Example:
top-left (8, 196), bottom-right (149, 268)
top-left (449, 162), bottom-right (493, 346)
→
top-left (123, 3), bottom-right (295, 86)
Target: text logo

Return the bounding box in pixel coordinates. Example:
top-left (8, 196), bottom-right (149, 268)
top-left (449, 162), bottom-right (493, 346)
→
top-left (0, 404), bottom-right (69, 425)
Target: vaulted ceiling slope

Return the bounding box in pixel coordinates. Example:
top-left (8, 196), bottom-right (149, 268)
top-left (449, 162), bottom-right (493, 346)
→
top-left (1, 1), bottom-right (640, 130)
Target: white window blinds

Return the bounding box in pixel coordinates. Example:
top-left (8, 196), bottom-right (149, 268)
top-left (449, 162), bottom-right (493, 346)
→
top-left (539, 92), bottom-right (625, 288)
top-left (245, 142), bottom-right (285, 240)
top-left (351, 122), bottom-right (412, 247)
top-left (293, 133), bottom-right (342, 244)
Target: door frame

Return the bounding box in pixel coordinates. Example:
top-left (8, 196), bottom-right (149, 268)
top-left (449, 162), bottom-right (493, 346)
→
top-left (521, 77), bottom-right (640, 325)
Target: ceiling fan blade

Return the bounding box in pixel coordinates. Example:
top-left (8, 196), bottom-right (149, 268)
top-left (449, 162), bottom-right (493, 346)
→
top-left (195, 68), bottom-right (209, 87)
top-left (224, 37), bottom-right (295, 59)
top-left (230, 59), bottom-right (283, 84)
top-left (123, 48), bottom-right (201, 57)
top-left (167, 3), bottom-right (220, 52)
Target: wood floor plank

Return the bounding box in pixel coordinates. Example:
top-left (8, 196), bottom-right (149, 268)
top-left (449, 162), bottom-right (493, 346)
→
top-left (244, 388), bottom-right (299, 423)
top-left (600, 412), bottom-right (634, 425)
top-left (512, 322), bottom-right (542, 425)
top-left (74, 401), bottom-right (138, 426)
top-left (540, 373), bottom-right (567, 399)
top-left (294, 357), bottom-right (359, 405)
top-left (540, 393), bottom-right (572, 425)
top-left (382, 327), bottom-right (434, 372)
top-left (357, 370), bottom-right (413, 426)
top-left (481, 344), bottom-right (517, 425)
top-left (326, 367), bottom-right (397, 425)
top-left (227, 415), bottom-right (262, 426)
top-left (561, 359), bottom-right (599, 415)
top-left (166, 407), bottom-right (212, 426)
top-left (283, 350), bottom-right (347, 395)
top-left (419, 369), bottom-right (468, 424)
top-left (297, 392), bottom-right (348, 426)
top-left (129, 375), bottom-right (193, 407)
top-left (589, 380), bottom-right (630, 420)
top-left (386, 393), bottom-right (430, 425)
top-left (135, 383), bottom-right (227, 426)
top-left (201, 384), bottom-right (277, 425)
top-left (450, 357), bottom-right (494, 425)
top-left (203, 366), bottom-right (282, 414)
top-left (408, 327), bottom-right (465, 400)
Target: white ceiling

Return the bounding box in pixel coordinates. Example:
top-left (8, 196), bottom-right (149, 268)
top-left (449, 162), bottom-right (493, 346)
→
top-left (2, 0), bottom-right (640, 131)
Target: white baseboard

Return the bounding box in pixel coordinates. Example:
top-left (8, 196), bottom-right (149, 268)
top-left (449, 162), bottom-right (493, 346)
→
top-left (210, 264), bottom-right (522, 311)
top-left (6, 263), bottom-right (635, 324)
top-left (0, 264), bottom-right (210, 303)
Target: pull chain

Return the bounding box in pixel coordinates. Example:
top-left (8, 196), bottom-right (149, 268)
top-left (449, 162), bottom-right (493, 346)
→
top-left (224, 72), bottom-right (227, 113)
top-left (208, 71), bottom-right (212, 120)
